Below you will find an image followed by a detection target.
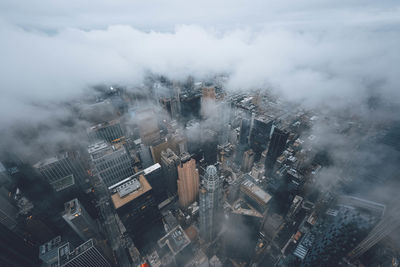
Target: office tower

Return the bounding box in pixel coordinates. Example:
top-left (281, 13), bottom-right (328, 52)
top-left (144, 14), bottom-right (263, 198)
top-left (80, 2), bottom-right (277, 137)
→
top-left (265, 128), bottom-right (289, 172)
top-left (300, 197), bottom-right (383, 266)
top-left (0, 223), bottom-right (39, 267)
top-left (240, 179), bottom-right (271, 213)
top-left (139, 143), bottom-right (154, 168)
top-left (62, 198), bottom-right (99, 242)
top-left (110, 174), bottom-right (162, 248)
top-left (249, 118), bottom-right (273, 161)
top-left (177, 153), bottom-right (200, 209)
top-left (87, 119), bottom-right (124, 143)
top-left (202, 129), bottom-right (218, 165)
top-left (241, 149), bottom-right (255, 172)
top-left (144, 163), bottom-right (167, 204)
top-left (33, 151), bottom-right (87, 191)
top-left (88, 141), bottom-right (134, 187)
top-left (137, 109), bottom-right (160, 146)
top-left (39, 236), bottom-right (63, 266)
top-left (58, 239), bottom-right (111, 267)
top-left (150, 138), bottom-right (169, 164)
top-left (160, 149), bottom-right (180, 196)
top-left (199, 165), bottom-right (222, 242)
top-left (0, 186), bottom-right (18, 231)
top-left (239, 118), bottom-right (251, 146)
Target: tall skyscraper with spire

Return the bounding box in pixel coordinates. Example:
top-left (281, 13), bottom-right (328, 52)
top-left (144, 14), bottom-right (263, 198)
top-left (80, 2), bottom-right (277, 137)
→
top-left (199, 165), bottom-right (222, 242)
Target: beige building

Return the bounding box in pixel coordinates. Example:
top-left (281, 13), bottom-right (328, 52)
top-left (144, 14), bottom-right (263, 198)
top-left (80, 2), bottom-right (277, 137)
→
top-left (177, 153), bottom-right (199, 209)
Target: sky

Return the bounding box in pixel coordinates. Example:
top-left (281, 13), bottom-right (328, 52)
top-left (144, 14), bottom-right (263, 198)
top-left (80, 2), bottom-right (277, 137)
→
top-left (0, 0), bottom-right (399, 163)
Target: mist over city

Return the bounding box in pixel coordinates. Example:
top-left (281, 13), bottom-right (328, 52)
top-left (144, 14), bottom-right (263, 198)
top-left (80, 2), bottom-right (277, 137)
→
top-left (0, 1), bottom-right (399, 267)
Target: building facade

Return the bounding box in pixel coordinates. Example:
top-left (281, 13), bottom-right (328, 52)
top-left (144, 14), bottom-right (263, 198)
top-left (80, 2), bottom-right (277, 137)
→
top-left (88, 141), bottom-right (134, 187)
top-left (199, 165), bottom-right (222, 242)
top-left (177, 153), bottom-right (199, 209)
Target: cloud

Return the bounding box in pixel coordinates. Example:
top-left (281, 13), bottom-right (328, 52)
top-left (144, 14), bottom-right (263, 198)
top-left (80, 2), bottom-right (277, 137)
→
top-left (0, 0), bottom-right (399, 165)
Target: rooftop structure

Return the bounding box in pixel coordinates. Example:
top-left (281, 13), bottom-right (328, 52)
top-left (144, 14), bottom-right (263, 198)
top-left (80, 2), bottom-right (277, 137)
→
top-left (111, 175), bottom-right (152, 209)
top-left (39, 236), bottom-right (63, 265)
top-left (158, 225), bottom-right (191, 255)
top-left (240, 179), bottom-right (271, 213)
top-left (58, 239), bottom-right (111, 267)
top-left (88, 140), bottom-right (134, 187)
top-left (62, 198), bottom-right (99, 241)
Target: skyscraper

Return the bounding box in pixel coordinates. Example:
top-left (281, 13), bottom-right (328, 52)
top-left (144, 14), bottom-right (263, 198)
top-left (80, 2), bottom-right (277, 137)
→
top-left (202, 129), bottom-right (218, 165)
top-left (88, 141), bottom-right (134, 187)
top-left (110, 174), bottom-right (162, 248)
top-left (87, 119), bottom-right (124, 143)
top-left (177, 153), bottom-right (199, 209)
top-left (160, 148), bottom-right (180, 196)
top-left (62, 198), bottom-right (99, 242)
top-left (241, 149), bottom-right (255, 173)
top-left (143, 163), bottom-right (167, 204)
top-left (199, 165), bottom-right (222, 242)
top-left (249, 118), bottom-right (273, 161)
top-left (58, 239), bottom-right (112, 267)
top-left (265, 127), bottom-right (289, 172)
top-left (33, 151), bottom-right (87, 191)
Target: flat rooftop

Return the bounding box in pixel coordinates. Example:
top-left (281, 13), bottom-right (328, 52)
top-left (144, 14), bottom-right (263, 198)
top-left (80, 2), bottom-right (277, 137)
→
top-left (111, 175), bottom-right (152, 209)
top-left (33, 152), bottom-right (69, 168)
top-left (158, 225), bottom-right (190, 255)
top-left (241, 179), bottom-right (272, 204)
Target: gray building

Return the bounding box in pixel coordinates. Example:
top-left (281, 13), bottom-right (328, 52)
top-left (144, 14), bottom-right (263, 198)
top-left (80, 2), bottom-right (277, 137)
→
top-left (39, 236), bottom-right (63, 266)
top-left (33, 152), bottom-right (87, 191)
top-left (199, 165), bottom-right (222, 242)
top-left (0, 186), bottom-right (18, 232)
top-left (87, 119), bottom-right (124, 143)
top-left (160, 148), bottom-right (180, 196)
top-left (88, 141), bottom-right (134, 187)
top-left (62, 198), bottom-right (99, 242)
top-left (58, 239), bottom-right (111, 267)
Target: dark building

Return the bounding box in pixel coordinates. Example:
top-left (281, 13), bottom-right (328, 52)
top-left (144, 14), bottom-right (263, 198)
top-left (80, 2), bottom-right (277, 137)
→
top-left (235, 118), bottom-right (252, 165)
top-left (62, 198), bottom-right (99, 242)
top-left (58, 239), bottom-right (112, 267)
top-left (87, 119), bottom-right (125, 143)
top-left (160, 149), bottom-right (180, 196)
top-left (202, 129), bottom-right (218, 165)
top-left (250, 118), bottom-right (273, 161)
top-left (33, 151), bottom-right (88, 191)
top-left (144, 163), bottom-right (167, 205)
top-left (239, 118), bottom-right (251, 146)
top-left (0, 223), bottom-right (39, 267)
top-left (110, 174), bottom-right (163, 249)
top-left (265, 128), bottom-right (289, 173)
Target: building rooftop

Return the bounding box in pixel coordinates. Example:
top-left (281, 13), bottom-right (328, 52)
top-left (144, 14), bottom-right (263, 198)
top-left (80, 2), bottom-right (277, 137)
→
top-left (158, 225), bottom-right (191, 255)
top-left (144, 163), bottom-right (161, 175)
top-left (51, 174), bottom-right (75, 192)
top-left (62, 198), bottom-right (82, 220)
top-left (39, 236), bottom-right (62, 259)
top-left (88, 119), bottom-right (120, 131)
top-left (33, 152), bottom-right (69, 169)
top-left (241, 179), bottom-right (272, 205)
top-left (111, 175), bottom-right (152, 209)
